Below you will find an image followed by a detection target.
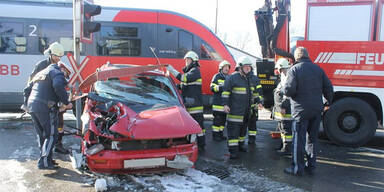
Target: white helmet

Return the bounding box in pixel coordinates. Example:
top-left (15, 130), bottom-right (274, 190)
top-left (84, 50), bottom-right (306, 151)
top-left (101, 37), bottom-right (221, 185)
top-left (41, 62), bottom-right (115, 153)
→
top-left (275, 58), bottom-right (290, 70)
top-left (184, 51), bottom-right (199, 61)
top-left (236, 56), bottom-right (253, 69)
top-left (219, 60), bottom-right (231, 70)
top-left (46, 42), bottom-right (64, 57)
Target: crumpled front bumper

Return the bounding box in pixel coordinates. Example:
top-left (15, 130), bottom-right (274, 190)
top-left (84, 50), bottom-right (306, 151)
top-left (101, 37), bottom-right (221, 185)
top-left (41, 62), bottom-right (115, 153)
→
top-left (84, 143), bottom-right (198, 174)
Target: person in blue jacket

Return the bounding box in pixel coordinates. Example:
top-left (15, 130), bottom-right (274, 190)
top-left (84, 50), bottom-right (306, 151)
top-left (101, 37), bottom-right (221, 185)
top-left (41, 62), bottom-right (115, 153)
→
top-left (26, 62), bottom-right (72, 169)
top-left (282, 47), bottom-right (333, 176)
top-left (23, 42), bottom-right (71, 154)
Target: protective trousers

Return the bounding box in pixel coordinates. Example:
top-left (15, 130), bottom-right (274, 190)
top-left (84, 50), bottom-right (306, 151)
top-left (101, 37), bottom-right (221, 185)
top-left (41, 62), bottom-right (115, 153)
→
top-left (212, 111), bottom-right (226, 140)
top-left (227, 121), bottom-right (246, 155)
top-left (291, 114), bottom-right (321, 174)
top-left (227, 112), bottom-right (249, 155)
top-left (30, 109), bottom-right (58, 168)
top-left (190, 113), bottom-right (205, 148)
top-left (245, 108), bottom-right (258, 144)
top-left (57, 111), bottom-right (64, 144)
top-left (278, 120), bottom-right (292, 149)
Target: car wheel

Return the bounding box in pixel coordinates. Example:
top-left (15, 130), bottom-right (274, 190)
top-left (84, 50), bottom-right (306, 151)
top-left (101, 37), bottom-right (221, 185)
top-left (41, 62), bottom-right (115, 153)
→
top-left (324, 97), bottom-right (377, 147)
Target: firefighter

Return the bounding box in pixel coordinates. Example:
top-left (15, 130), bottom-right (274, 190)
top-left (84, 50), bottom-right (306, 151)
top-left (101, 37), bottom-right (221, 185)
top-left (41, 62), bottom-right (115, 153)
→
top-left (210, 60), bottom-right (231, 141)
top-left (282, 47), bottom-right (333, 176)
top-left (166, 51), bottom-right (205, 149)
top-left (247, 62), bottom-right (262, 145)
top-left (272, 58), bottom-right (292, 155)
top-left (222, 56), bottom-right (263, 159)
top-left (27, 61), bottom-right (72, 170)
top-left (24, 42), bottom-right (70, 154)
top-left (28, 42), bottom-right (64, 82)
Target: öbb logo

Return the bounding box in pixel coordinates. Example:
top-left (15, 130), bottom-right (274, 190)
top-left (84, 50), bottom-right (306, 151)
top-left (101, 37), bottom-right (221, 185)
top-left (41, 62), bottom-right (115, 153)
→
top-left (0, 64), bottom-right (20, 76)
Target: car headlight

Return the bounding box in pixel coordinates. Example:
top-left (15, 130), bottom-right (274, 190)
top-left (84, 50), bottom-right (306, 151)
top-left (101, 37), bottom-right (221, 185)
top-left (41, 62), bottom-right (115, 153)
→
top-left (111, 141), bottom-right (121, 150)
top-left (85, 144), bottom-right (104, 156)
top-left (189, 134), bottom-right (197, 143)
top-left (81, 113), bottom-right (90, 134)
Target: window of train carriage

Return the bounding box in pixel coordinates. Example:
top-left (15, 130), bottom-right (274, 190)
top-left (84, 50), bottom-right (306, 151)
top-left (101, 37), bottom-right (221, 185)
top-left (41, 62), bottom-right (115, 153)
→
top-left (0, 22), bottom-right (26, 53)
top-left (178, 30), bottom-right (193, 58)
top-left (97, 25), bottom-right (141, 56)
top-left (200, 41), bottom-right (222, 60)
top-left (39, 22), bottom-right (83, 54)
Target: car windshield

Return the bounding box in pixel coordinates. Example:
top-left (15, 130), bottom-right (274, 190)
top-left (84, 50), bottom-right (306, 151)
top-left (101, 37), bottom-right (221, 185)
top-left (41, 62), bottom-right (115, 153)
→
top-left (93, 74), bottom-right (180, 113)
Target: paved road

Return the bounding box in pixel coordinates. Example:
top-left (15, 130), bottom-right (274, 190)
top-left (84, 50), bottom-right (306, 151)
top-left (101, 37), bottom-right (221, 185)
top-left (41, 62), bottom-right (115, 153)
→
top-left (0, 110), bottom-right (383, 192)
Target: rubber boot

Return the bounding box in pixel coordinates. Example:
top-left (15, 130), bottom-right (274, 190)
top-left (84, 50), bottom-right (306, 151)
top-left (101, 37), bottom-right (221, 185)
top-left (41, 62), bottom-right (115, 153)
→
top-left (212, 132), bottom-right (220, 141)
top-left (213, 131), bottom-right (227, 142)
top-left (248, 136), bottom-right (256, 145)
top-left (218, 131), bottom-right (227, 141)
top-left (275, 142), bottom-right (283, 150)
top-left (229, 147), bottom-right (239, 159)
top-left (276, 142), bottom-right (291, 155)
top-left (197, 135), bottom-right (205, 151)
top-left (238, 142), bottom-right (247, 152)
top-left (54, 133), bottom-right (69, 154)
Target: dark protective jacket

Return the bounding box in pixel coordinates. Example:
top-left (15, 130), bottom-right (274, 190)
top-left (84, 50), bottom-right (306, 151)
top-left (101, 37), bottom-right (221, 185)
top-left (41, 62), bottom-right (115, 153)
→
top-left (282, 58), bottom-right (333, 121)
top-left (176, 62), bottom-right (203, 114)
top-left (210, 71), bottom-right (228, 113)
top-left (273, 83), bottom-right (292, 120)
top-left (29, 58), bottom-right (51, 82)
top-left (27, 64), bottom-right (69, 112)
top-left (222, 71), bottom-right (263, 122)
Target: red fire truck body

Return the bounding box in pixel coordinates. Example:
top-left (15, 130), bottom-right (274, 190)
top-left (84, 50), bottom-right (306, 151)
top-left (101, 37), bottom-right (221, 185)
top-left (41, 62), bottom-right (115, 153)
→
top-left (297, 0), bottom-right (384, 146)
top-left (255, 0), bottom-right (383, 146)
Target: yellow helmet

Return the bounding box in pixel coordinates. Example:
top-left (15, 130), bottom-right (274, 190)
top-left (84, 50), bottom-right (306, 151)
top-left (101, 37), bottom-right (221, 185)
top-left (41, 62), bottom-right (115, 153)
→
top-left (275, 58), bottom-right (290, 70)
top-left (219, 60), bottom-right (231, 70)
top-left (184, 51), bottom-right (199, 61)
top-left (47, 42), bottom-right (64, 57)
top-left (236, 56), bottom-right (253, 69)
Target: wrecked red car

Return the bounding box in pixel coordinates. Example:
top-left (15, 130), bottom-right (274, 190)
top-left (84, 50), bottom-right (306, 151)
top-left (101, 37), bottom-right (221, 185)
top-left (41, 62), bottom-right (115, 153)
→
top-left (71, 64), bottom-right (202, 174)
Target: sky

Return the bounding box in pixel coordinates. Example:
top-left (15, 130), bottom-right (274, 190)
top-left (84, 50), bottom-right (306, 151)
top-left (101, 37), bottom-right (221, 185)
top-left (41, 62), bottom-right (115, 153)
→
top-left (94, 0), bottom-right (307, 57)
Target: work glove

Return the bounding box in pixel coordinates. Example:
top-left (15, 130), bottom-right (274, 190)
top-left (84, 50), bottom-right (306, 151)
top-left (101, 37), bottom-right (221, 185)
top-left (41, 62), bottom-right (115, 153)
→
top-left (166, 65), bottom-right (180, 77)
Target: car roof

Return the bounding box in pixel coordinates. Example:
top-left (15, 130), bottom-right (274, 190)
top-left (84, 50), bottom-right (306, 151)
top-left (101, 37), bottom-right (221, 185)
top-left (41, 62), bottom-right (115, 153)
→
top-left (100, 63), bottom-right (166, 76)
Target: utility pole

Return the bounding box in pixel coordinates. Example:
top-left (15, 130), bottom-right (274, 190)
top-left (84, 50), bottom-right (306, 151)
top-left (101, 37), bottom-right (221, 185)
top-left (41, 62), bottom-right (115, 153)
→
top-left (215, 0), bottom-right (218, 34)
top-left (73, 0), bottom-right (82, 130)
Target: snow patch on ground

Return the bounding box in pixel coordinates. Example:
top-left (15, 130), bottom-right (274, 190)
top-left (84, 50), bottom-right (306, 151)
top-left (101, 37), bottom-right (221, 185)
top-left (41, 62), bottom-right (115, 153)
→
top-left (131, 168), bottom-right (243, 192)
top-left (0, 160), bottom-right (30, 192)
top-left (8, 146), bottom-right (39, 160)
top-left (87, 168), bottom-right (247, 192)
top-left (228, 166), bottom-right (305, 192)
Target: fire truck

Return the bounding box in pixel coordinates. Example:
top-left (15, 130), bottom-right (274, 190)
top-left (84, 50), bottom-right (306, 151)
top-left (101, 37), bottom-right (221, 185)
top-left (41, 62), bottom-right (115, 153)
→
top-left (255, 0), bottom-right (384, 147)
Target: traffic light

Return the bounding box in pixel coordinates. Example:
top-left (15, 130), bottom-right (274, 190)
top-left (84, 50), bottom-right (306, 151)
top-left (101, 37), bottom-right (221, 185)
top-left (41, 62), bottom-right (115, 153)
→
top-left (82, 1), bottom-right (101, 41)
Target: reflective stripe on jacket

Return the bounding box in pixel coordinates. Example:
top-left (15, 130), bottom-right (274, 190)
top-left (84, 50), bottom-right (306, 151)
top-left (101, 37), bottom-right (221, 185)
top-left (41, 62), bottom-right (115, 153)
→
top-left (176, 62), bottom-right (203, 112)
top-left (273, 82), bottom-right (292, 120)
top-left (210, 72), bottom-right (227, 112)
top-left (222, 72), bottom-right (263, 121)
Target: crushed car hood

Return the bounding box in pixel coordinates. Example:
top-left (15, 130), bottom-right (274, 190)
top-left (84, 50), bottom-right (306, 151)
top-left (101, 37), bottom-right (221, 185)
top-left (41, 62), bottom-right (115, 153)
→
top-left (107, 105), bottom-right (202, 140)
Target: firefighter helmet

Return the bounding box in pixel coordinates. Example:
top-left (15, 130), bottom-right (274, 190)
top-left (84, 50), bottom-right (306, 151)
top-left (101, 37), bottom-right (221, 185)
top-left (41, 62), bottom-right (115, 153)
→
top-left (219, 60), bottom-right (231, 70)
top-left (236, 56), bottom-right (253, 69)
top-left (46, 42), bottom-right (64, 57)
top-left (58, 61), bottom-right (72, 77)
top-left (183, 51), bottom-right (199, 61)
top-left (276, 58), bottom-right (290, 70)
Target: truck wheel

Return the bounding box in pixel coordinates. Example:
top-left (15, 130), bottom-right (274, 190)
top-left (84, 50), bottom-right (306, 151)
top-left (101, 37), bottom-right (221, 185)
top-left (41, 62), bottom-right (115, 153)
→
top-left (323, 97), bottom-right (377, 147)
